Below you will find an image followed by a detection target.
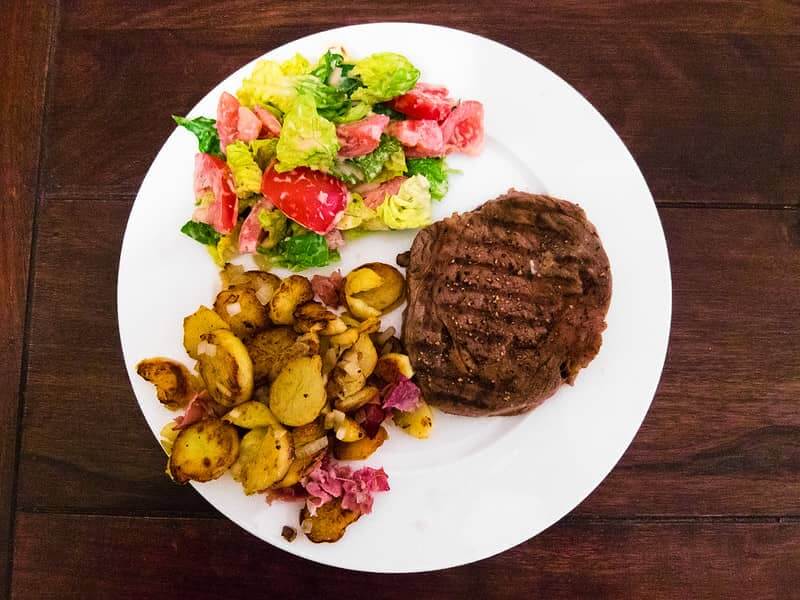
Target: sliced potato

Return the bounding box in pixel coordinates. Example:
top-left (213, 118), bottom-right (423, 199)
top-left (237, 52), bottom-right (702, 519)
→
top-left (329, 327), bottom-right (359, 348)
top-left (292, 420), bottom-right (327, 448)
top-left (339, 312), bottom-right (361, 328)
top-left (374, 353), bottom-right (414, 382)
top-left (231, 425), bottom-right (293, 495)
top-left (334, 386), bottom-right (379, 413)
top-left (136, 357), bottom-right (197, 409)
top-left (300, 498), bottom-right (361, 543)
top-left (269, 275), bottom-right (314, 325)
top-left (357, 317), bottom-right (381, 336)
top-left (245, 327), bottom-right (298, 384)
top-left (223, 268), bottom-right (281, 303)
top-left (392, 399), bottom-right (433, 439)
top-left (326, 335), bottom-right (376, 400)
top-left (169, 419), bottom-right (240, 483)
top-left (197, 329), bottom-right (254, 407)
top-left (214, 285), bottom-right (269, 338)
top-left (269, 355), bottom-right (327, 426)
top-left (293, 301), bottom-right (346, 335)
top-left (334, 425), bottom-right (388, 461)
top-left (335, 417), bottom-right (366, 442)
top-left (351, 333), bottom-right (378, 379)
top-left (183, 306), bottom-right (230, 360)
top-left (223, 401), bottom-right (281, 429)
top-left (273, 422), bottom-right (328, 489)
top-left (344, 263), bottom-right (405, 320)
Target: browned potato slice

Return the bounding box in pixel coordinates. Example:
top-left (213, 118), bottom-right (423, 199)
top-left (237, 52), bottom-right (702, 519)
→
top-left (344, 263), bottom-right (405, 320)
top-left (136, 357), bottom-right (197, 409)
top-left (329, 327), bottom-right (359, 348)
top-left (197, 329), bottom-right (254, 407)
top-left (300, 498), bottom-right (361, 543)
top-left (269, 275), bottom-right (314, 325)
top-left (223, 401), bottom-right (281, 429)
top-left (245, 327), bottom-right (298, 384)
top-left (183, 306), bottom-right (230, 360)
top-left (214, 285), bottom-right (269, 338)
top-left (168, 419), bottom-right (240, 483)
top-left (333, 425), bottom-right (388, 461)
top-left (357, 317), bottom-right (381, 335)
top-left (293, 302), bottom-right (346, 335)
top-left (269, 355), bottom-right (327, 426)
top-left (292, 420), bottom-right (327, 447)
top-left (231, 425), bottom-right (293, 494)
top-left (392, 399), bottom-right (433, 439)
top-left (272, 420), bottom-right (328, 488)
top-left (374, 353), bottom-right (414, 382)
top-left (159, 421), bottom-right (180, 455)
top-left (335, 417), bottom-right (366, 442)
top-left (339, 312), bottom-right (361, 328)
top-left (334, 386), bottom-right (379, 413)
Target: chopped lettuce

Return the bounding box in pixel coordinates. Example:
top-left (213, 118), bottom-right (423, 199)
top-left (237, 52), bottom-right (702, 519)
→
top-left (312, 50), bottom-right (362, 96)
top-left (372, 103), bottom-right (405, 120)
top-left (256, 208), bottom-right (288, 250)
top-left (226, 141), bottom-right (263, 197)
top-left (337, 194), bottom-right (386, 231)
top-left (180, 220), bottom-right (221, 245)
top-left (173, 115), bottom-right (222, 157)
top-left (351, 53), bottom-right (419, 104)
top-left (280, 53), bottom-right (312, 76)
top-left (237, 60), bottom-right (299, 113)
top-left (249, 138), bottom-right (278, 170)
top-left (276, 94), bottom-right (339, 172)
top-left (207, 232), bottom-right (238, 266)
top-left (376, 175), bottom-right (432, 229)
top-left (260, 228), bottom-right (339, 270)
top-left (333, 135), bottom-right (406, 185)
top-left (406, 157), bottom-right (450, 200)
top-left (331, 102), bottom-right (372, 124)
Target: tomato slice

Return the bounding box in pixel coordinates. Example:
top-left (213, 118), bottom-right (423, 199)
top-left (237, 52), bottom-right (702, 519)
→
top-left (390, 83), bottom-right (455, 122)
top-left (261, 166), bottom-right (348, 235)
top-left (386, 119), bottom-right (445, 157)
top-left (216, 92), bottom-right (240, 149)
top-left (194, 153), bottom-right (238, 234)
top-left (336, 114), bottom-right (390, 158)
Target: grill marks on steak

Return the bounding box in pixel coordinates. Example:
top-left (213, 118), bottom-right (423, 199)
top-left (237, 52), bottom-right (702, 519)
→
top-left (402, 191), bottom-right (612, 416)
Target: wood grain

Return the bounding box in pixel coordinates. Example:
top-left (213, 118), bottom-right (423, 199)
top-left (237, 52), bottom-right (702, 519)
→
top-left (42, 24), bottom-right (799, 204)
top-left (0, 0), bottom-right (56, 593)
top-left (17, 202), bottom-right (800, 517)
top-left (12, 512), bottom-right (800, 599)
top-left (60, 0), bottom-right (800, 34)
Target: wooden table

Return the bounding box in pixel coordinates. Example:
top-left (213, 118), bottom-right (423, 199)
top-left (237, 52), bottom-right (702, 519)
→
top-left (3, 1), bottom-right (799, 597)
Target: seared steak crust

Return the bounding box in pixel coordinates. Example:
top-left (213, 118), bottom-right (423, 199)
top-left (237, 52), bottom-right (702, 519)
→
top-left (402, 191), bottom-right (611, 416)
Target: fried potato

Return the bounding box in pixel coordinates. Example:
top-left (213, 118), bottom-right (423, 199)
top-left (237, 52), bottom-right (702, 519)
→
top-left (357, 317), bottom-right (381, 336)
top-left (392, 399), bottom-right (433, 439)
top-left (159, 421), bottom-right (180, 455)
top-left (245, 327), bottom-right (298, 384)
top-left (374, 353), bottom-right (414, 382)
top-left (223, 401), bottom-right (281, 429)
top-left (351, 333), bottom-right (378, 379)
top-left (231, 425), bottom-right (293, 495)
top-left (183, 306), bottom-right (230, 360)
top-left (334, 386), bottom-right (379, 413)
top-left (329, 327), bottom-right (359, 348)
top-left (136, 357), bottom-right (197, 409)
top-left (269, 275), bottom-right (314, 325)
top-left (168, 419), bottom-right (240, 483)
top-left (214, 285), bottom-right (269, 339)
top-left (300, 498), bottom-right (361, 543)
top-left (273, 421), bottom-right (328, 489)
top-left (293, 302), bottom-right (347, 336)
top-left (333, 425), bottom-right (388, 461)
top-left (269, 355), bottom-right (327, 426)
top-left (334, 416), bottom-right (366, 442)
top-left (197, 329), bottom-right (254, 407)
top-left (344, 263), bottom-right (405, 320)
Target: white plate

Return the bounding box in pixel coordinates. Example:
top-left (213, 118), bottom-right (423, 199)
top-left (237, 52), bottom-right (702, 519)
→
top-left (118, 23), bottom-right (671, 573)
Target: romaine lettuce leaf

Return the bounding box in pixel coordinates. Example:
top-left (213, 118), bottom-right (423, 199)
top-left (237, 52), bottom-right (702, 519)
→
top-left (406, 157), bottom-right (449, 200)
top-left (337, 193), bottom-right (386, 231)
top-left (332, 135), bottom-right (406, 184)
top-left (249, 138), bottom-right (278, 170)
top-left (237, 60), bottom-right (299, 113)
top-left (351, 53), bottom-right (420, 104)
top-left (256, 208), bottom-right (288, 250)
top-left (225, 141), bottom-right (263, 197)
top-left (281, 53), bottom-right (311, 75)
top-left (276, 94), bottom-right (339, 172)
top-left (180, 220), bottom-right (221, 245)
top-left (260, 228), bottom-right (339, 270)
top-left (376, 174), bottom-right (432, 229)
top-left (331, 102), bottom-right (372, 124)
top-left (173, 115), bottom-right (222, 157)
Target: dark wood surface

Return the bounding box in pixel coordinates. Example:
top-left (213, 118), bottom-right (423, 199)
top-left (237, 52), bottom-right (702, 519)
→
top-left (5, 1), bottom-right (800, 598)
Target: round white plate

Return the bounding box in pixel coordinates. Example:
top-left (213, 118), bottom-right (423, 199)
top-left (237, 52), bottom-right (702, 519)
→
top-left (118, 22), bottom-right (671, 573)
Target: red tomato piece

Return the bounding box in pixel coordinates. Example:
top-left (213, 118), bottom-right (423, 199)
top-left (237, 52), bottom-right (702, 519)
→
top-left (216, 92), bottom-right (240, 149)
top-left (386, 119), bottom-right (445, 157)
top-left (336, 114), bottom-right (390, 158)
top-left (441, 100), bottom-right (485, 155)
top-left (261, 166), bottom-right (348, 235)
top-left (194, 153), bottom-right (238, 234)
top-left (360, 176), bottom-right (406, 209)
top-left (253, 106), bottom-right (282, 138)
top-left (236, 106), bottom-right (262, 142)
top-left (390, 83), bottom-right (455, 122)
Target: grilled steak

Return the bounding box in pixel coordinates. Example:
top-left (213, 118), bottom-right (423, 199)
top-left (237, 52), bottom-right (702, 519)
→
top-left (402, 191), bottom-right (611, 416)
